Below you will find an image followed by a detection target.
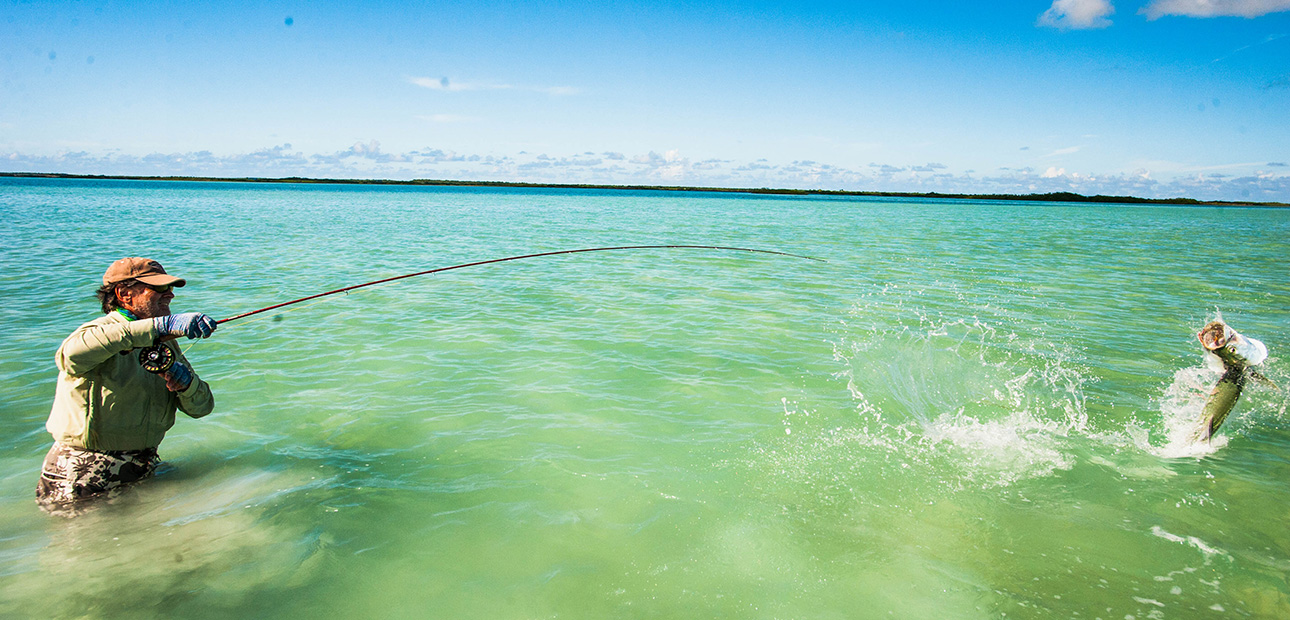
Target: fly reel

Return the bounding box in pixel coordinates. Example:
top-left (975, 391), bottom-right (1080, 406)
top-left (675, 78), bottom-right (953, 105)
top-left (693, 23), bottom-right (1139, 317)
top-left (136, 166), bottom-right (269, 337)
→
top-left (138, 344), bottom-right (175, 374)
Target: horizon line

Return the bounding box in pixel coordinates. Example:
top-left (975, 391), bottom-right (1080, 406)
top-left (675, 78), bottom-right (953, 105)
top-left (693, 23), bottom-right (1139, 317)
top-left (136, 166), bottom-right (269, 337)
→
top-left (1, 171), bottom-right (1285, 208)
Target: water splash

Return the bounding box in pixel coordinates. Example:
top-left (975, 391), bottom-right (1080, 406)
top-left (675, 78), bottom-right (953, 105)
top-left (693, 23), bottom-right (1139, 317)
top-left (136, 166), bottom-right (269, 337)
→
top-left (1147, 364), bottom-right (1229, 458)
top-left (829, 285), bottom-right (1091, 488)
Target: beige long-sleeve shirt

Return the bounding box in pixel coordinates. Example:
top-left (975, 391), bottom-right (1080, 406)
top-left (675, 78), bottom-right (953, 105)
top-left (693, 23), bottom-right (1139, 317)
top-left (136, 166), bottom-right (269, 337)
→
top-left (46, 311), bottom-right (214, 451)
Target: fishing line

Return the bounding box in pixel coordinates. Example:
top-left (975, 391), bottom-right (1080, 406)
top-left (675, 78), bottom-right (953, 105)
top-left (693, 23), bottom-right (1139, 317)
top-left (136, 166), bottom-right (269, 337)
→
top-left (216, 245), bottom-right (825, 325)
top-left (145, 245), bottom-right (824, 371)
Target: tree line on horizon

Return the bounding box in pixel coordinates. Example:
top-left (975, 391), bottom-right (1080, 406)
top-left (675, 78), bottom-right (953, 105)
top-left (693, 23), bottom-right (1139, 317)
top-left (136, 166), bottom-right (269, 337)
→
top-left (1, 172), bottom-right (1282, 207)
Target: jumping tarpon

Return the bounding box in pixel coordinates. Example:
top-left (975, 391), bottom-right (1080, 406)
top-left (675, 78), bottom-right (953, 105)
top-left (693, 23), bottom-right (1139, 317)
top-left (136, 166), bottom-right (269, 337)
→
top-left (1192, 320), bottom-right (1273, 443)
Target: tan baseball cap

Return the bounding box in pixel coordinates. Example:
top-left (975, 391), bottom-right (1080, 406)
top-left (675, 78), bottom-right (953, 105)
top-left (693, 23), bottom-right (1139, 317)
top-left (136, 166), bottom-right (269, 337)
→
top-left (102, 257), bottom-right (187, 287)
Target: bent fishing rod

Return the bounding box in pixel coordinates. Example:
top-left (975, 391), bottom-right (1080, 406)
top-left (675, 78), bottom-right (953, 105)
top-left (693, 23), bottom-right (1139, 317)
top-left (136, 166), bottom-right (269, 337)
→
top-left (138, 245), bottom-right (823, 372)
top-left (216, 244), bottom-right (824, 325)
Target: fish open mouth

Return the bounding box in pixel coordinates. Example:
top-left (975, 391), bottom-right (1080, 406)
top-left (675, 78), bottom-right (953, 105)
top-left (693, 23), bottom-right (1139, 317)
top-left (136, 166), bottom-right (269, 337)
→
top-left (1197, 321), bottom-right (1231, 352)
top-left (1197, 321), bottom-right (1268, 367)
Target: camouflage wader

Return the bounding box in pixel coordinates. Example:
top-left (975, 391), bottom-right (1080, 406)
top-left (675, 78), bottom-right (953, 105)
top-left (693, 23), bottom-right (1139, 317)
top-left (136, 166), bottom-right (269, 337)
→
top-left (36, 442), bottom-right (159, 512)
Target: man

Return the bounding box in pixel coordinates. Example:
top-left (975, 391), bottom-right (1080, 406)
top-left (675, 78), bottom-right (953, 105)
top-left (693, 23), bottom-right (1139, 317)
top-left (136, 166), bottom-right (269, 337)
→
top-left (38, 257), bottom-right (218, 511)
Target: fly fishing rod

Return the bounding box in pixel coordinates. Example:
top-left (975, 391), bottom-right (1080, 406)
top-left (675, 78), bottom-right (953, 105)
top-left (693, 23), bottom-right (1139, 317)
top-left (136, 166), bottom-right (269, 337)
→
top-left (216, 245), bottom-right (824, 325)
top-left (138, 245), bottom-right (823, 372)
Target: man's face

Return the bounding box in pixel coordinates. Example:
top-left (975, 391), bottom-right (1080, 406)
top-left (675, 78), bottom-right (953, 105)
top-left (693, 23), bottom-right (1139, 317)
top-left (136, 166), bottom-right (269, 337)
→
top-left (118, 281), bottom-right (174, 319)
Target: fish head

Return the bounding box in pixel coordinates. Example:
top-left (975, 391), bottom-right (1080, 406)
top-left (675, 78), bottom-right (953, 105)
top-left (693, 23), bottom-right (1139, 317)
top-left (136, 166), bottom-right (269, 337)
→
top-left (1198, 321), bottom-right (1268, 368)
top-left (1197, 321), bottom-right (1233, 351)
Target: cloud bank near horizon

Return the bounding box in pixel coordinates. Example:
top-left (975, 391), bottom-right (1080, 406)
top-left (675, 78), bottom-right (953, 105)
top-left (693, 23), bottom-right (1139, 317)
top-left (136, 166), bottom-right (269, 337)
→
top-left (5, 143), bottom-right (1287, 202)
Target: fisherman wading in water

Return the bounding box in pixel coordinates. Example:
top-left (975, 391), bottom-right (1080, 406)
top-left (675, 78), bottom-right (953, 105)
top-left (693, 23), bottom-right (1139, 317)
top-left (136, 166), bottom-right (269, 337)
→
top-left (37, 258), bottom-right (217, 514)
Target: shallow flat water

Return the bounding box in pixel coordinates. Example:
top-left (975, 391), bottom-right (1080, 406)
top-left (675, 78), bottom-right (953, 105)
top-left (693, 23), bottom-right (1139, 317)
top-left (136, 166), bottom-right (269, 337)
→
top-left (1, 178), bottom-right (1288, 618)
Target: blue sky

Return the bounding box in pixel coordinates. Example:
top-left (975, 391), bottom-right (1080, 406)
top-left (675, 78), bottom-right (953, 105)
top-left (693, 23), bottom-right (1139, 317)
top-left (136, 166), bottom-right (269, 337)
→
top-left (3, 0), bottom-right (1288, 200)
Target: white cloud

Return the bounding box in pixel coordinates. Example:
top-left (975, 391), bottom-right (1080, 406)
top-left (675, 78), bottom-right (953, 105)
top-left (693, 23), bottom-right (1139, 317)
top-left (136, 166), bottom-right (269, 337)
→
top-left (1038, 0), bottom-right (1115, 29)
top-left (1142, 0), bottom-right (1290, 19)
top-left (628, 150), bottom-right (689, 180)
top-left (1042, 166), bottom-right (1068, 178)
top-left (312, 140), bottom-right (412, 165)
top-left (630, 149), bottom-right (683, 166)
top-left (1046, 146), bottom-right (1082, 156)
top-left (517, 154), bottom-right (605, 170)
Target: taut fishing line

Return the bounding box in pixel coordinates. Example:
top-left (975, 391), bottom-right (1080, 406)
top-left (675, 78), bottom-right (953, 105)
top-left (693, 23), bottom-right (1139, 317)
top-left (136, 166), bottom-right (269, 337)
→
top-left (140, 245), bottom-right (825, 371)
top-left (217, 245), bottom-right (824, 324)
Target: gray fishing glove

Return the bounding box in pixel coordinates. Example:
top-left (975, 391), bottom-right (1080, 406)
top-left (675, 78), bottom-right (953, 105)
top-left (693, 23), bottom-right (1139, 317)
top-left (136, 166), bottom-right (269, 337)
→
top-left (153, 312), bottom-right (217, 339)
top-left (164, 360), bottom-right (194, 392)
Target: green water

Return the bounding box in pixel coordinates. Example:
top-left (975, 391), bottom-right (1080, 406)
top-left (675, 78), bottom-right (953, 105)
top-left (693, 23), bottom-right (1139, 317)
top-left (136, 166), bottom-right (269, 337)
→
top-left (1, 178), bottom-right (1288, 619)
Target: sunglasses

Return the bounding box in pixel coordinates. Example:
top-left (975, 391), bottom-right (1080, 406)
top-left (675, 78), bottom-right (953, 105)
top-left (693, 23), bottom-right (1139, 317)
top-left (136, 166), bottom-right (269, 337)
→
top-left (143, 284), bottom-right (174, 294)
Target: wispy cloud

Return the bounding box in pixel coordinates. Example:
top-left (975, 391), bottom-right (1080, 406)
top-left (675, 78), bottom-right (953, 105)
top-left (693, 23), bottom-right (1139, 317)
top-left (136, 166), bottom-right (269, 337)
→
top-left (1038, 0), bottom-right (1115, 29)
top-left (1142, 0), bottom-right (1290, 19)
top-left (1211, 33), bottom-right (1286, 62)
top-left (1131, 159), bottom-right (1269, 173)
top-left (1046, 146), bottom-right (1082, 157)
top-left (408, 76), bottom-right (579, 95)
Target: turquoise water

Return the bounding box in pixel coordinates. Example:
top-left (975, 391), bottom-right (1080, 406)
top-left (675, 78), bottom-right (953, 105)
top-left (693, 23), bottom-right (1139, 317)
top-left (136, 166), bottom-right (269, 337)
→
top-left (1, 178), bottom-right (1288, 618)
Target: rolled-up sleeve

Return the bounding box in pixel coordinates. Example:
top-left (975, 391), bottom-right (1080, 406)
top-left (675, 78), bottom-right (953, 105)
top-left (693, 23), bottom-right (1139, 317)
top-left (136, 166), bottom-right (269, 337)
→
top-left (55, 319), bottom-right (157, 376)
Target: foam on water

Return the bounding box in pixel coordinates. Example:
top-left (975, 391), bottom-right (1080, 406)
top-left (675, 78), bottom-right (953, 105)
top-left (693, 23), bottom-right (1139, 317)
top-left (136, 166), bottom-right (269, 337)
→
top-left (818, 282), bottom-right (1093, 490)
top-left (1145, 364), bottom-right (1230, 458)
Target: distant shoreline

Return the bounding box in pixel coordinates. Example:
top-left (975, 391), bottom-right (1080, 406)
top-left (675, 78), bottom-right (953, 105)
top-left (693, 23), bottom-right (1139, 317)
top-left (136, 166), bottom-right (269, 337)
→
top-left (2, 171), bottom-right (1285, 207)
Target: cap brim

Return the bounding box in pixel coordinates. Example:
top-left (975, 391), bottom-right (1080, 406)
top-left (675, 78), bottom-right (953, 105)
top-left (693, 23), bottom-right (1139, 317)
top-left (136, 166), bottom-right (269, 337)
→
top-left (135, 274), bottom-right (186, 287)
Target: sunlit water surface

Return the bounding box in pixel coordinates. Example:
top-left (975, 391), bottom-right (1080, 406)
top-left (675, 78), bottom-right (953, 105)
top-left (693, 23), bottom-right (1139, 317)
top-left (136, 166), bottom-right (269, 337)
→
top-left (1, 178), bottom-right (1288, 619)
